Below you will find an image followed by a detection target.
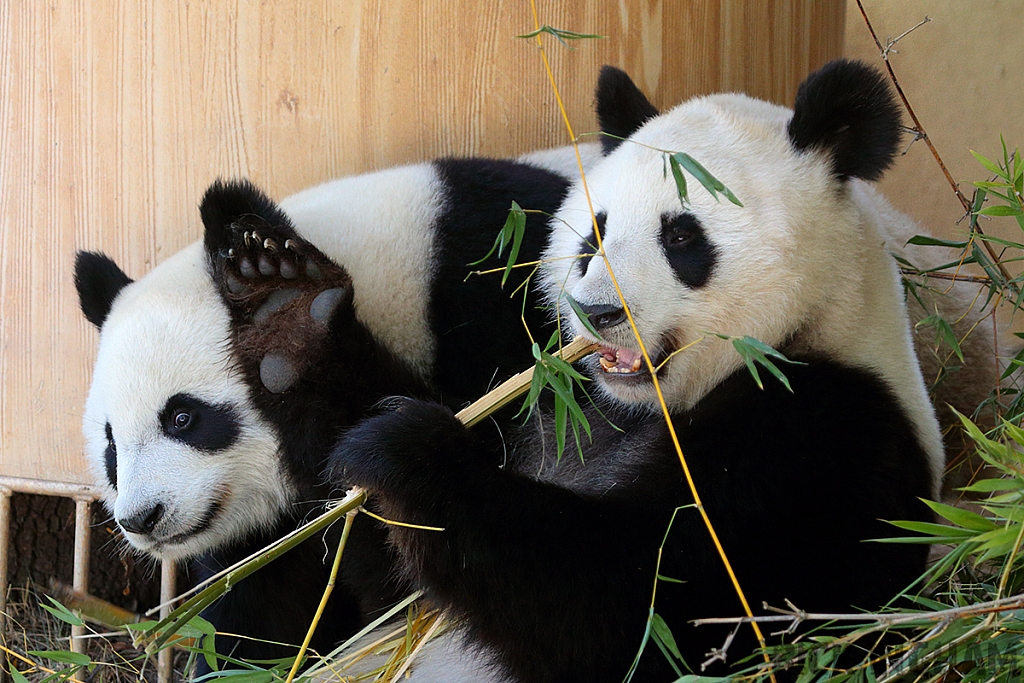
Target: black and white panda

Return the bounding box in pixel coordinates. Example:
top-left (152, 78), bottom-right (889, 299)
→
top-left (328, 60), bottom-right (945, 681)
top-left (74, 155), bottom-right (576, 669)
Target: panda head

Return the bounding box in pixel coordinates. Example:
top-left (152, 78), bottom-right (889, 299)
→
top-left (544, 60), bottom-right (905, 411)
top-left (75, 181), bottom-right (370, 561)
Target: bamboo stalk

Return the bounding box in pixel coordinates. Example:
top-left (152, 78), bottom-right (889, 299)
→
top-left (455, 336), bottom-right (597, 427)
top-left (142, 338), bottom-right (596, 654)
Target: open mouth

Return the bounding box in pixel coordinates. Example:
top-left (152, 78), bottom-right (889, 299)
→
top-left (594, 338), bottom-right (676, 379)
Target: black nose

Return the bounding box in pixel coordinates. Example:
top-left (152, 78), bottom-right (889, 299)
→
top-left (119, 503), bottom-right (165, 535)
top-left (576, 302), bottom-right (627, 331)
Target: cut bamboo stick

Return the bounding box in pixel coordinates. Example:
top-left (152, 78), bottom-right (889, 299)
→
top-left (455, 337), bottom-right (598, 427)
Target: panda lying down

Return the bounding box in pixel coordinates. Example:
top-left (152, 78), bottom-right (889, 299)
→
top-left (74, 151), bottom-right (586, 671)
top-left (74, 60), bottom-right (963, 680)
top-left (327, 60), bottom-right (944, 681)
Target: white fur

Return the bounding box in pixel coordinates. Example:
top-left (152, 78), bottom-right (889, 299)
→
top-left (542, 93), bottom-right (946, 493)
top-left (83, 244), bottom-right (292, 561)
top-left (280, 164), bottom-right (444, 379)
top-left (515, 141), bottom-right (603, 180)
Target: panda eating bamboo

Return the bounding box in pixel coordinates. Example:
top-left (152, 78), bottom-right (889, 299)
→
top-left (327, 60), bottom-right (945, 681)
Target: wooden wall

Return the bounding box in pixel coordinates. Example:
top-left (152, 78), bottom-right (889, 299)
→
top-left (0, 1), bottom-right (844, 485)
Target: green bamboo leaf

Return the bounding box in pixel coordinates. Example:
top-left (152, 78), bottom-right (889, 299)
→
top-left (971, 149), bottom-right (1007, 179)
top-left (651, 613), bottom-right (683, 662)
top-left (731, 336), bottom-right (799, 392)
top-left (674, 153), bottom-right (743, 207)
top-left (28, 651), bottom-right (92, 667)
top-left (977, 204), bottom-right (1024, 217)
top-left (656, 574), bottom-right (685, 584)
top-left (884, 520), bottom-right (979, 538)
top-left (516, 25), bottom-right (605, 48)
top-left (923, 500), bottom-right (998, 532)
top-left (10, 666), bottom-right (31, 683)
top-left (564, 293), bottom-right (603, 339)
top-left (668, 154), bottom-right (688, 206)
top-left (905, 235), bottom-right (969, 249)
top-left (40, 596), bottom-right (85, 627)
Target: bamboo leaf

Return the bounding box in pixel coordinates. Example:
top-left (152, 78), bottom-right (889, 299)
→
top-left (977, 204), bottom-right (1024, 217)
top-left (971, 149), bottom-right (1007, 179)
top-left (651, 613), bottom-right (684, 663)
top-left (565, 293), bottom-right (603, 339)
top-left (516, 25), bottom-right (605, 48)
top-left (40, 596), bottom-right (85, 627)
top-left (668, 154), bottom-right (688, 206)
top-left (28, 651), bottom-right (92, 667)
top-left (905, 235), bottom-right (969, 249)
top-left (923, 499), bottom-right (998, 532)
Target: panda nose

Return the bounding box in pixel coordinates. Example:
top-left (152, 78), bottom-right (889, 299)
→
top-left (577, 302), bottom-right (627, 331)
top-left (119, 503), bottom-right (165, 535)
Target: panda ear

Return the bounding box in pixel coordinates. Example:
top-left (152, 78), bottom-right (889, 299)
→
top-left (787, 59), bottom-right (903, 182)
top-left (74, 251), bottom-right (134, 328)
top-left (595, 66), bottom-right (659, 155)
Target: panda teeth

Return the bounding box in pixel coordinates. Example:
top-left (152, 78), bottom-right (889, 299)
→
top-left (598, 348), bottom-right (644, 374)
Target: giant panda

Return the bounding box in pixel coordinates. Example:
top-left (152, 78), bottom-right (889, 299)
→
top-left (328, 60), bottom-right (945, 682)
top-left (74, 155), bottom-right (577, 672)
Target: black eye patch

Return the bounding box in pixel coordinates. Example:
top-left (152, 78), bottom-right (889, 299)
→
top-left (104, 422), bottom-right (117, 490)
top-left (576, 212), bottom-right (607, 277)
top-left (660, 213), bottom-right (717, 289)
top-left (159, 393), bottom-right (241, 453)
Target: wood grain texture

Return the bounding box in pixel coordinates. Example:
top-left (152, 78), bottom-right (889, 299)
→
top-left (0, 1), bottom-right (843, 484)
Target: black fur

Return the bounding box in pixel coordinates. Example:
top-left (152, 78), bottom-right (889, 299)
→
top-left (430, 158), bottom-right (570, 405)
top-left (159, 394), bottom-right (241, 452)
top-left (787, 59), bottom-right (903, 181)
top-left (184, 164), bottom-right (570, 673)
top-left (74, 251), bottom-right (134, 328)
top-left (660, 212), bottom-right (717, 289)
top-left (103, 422), bottom-right (117, 490)
top-left (331, 360), bottom-right (932, 682)
top-left (595, 66), bottom-right (660, 154)
top-left (576, 211), bottom-right (607, 277)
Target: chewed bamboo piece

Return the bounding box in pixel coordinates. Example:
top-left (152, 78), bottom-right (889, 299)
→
top-left (455, 336), bottom-right (598, 427)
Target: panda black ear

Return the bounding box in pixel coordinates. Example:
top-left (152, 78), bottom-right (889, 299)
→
top-left (595, 66), bottom-right (659, 155)
top-left (787, 59), bottom-right (903, 182)
top-left (200, 178), bottom-right (293, 257)
top-left (74, 251), bottom-right (133, 328)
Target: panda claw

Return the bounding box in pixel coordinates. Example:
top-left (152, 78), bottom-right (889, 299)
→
top-left (251, 231), bottom-right (262, 246)
top-left (239, 257), bottom-right (258, 279)
top-left (263, 238), bottom-right (278, 252)
top-left (242, 231), bottom-right (252, 248)
top-left (258, 254), bottom-right (276, 276)
top-left (284, 239), bottom-right (298, 252)
top-left (227, 248), bottom-right (235, 259)
top-left (280, 259), bottom-right (298, 279)
top-left (260, 352), bottom-right (300, 394)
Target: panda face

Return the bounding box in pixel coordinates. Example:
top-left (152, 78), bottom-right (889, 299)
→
top-left (82, 244), bottom-right (292, 561)
top-left (544, 63), bottom-right (910, 412)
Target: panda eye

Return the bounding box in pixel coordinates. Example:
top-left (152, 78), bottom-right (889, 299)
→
top-left (160, 393), bottom-right (241, 452)
top-left (172, 410), bottom-right (194, 431)
top-left (664, 226), bottom-right (695, 248)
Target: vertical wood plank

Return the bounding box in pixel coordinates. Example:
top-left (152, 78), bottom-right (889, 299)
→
top-left (0, 1), bottom-right (843, 485)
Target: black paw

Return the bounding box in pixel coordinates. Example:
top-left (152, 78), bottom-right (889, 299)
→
top-left (330, 399), bottom-right (472, 497)
top-left (199, 179), bottom-right (355, 394)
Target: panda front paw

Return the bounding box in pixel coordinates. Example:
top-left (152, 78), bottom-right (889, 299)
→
top-left (330, 399), bottom-right (474, 502)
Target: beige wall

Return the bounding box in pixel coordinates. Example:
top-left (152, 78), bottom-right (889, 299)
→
top-left (0, 1), bottom-right (843, 485)
top-left (846, 1), bottom-right (1024, 245)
